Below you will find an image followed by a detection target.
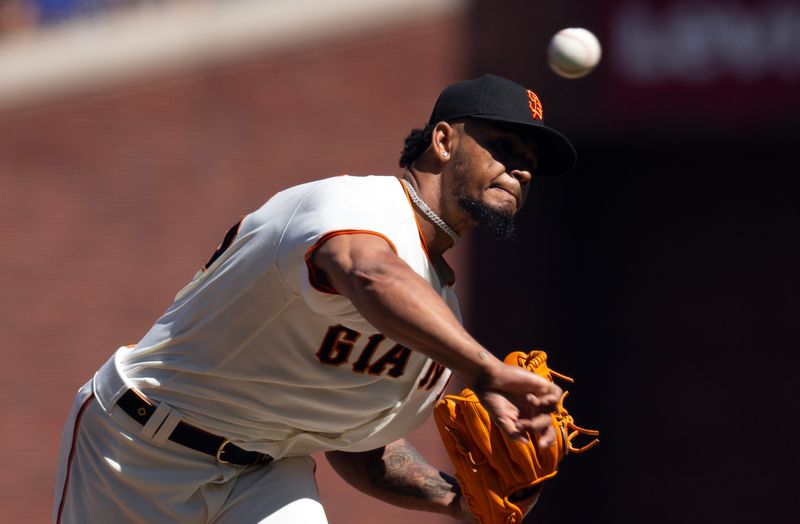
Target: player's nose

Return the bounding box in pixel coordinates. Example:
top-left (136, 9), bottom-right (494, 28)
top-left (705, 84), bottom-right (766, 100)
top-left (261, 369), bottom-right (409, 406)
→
top-left (510, 168), bottom-right (532, 186)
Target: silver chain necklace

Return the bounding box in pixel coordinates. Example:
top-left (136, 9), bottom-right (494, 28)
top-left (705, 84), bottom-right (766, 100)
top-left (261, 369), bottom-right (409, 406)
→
top-left (401, 178), bottom-right (459, 244)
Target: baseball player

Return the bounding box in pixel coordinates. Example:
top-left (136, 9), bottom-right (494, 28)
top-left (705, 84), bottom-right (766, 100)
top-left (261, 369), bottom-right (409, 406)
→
top-left (53, 74), bottom-right (577, 523)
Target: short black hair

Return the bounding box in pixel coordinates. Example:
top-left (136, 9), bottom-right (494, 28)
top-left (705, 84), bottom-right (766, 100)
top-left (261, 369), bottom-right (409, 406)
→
top-left (398, 123), bottom-right (435, 168)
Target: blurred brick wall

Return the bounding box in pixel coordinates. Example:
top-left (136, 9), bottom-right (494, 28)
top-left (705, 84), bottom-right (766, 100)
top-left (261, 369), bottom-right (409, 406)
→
top-left (0, 13), bottom-right (471, 523)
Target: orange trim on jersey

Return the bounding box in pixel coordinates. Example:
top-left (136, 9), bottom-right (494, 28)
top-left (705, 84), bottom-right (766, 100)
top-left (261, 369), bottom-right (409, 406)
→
top-left (397, 178), bottom-right (457, 287)
top-left (56, 393), bottom-right (95, 524)
top-left (304, 230), bottom-right (398, 295)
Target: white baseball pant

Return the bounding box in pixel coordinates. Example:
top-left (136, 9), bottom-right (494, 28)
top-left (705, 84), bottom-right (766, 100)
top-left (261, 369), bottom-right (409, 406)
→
top-left (54, 376), bottom-right (328, 523)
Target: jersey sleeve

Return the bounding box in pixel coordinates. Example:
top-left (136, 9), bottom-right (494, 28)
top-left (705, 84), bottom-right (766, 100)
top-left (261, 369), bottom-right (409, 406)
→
top-left (275, 176), bottom-right (407, 327)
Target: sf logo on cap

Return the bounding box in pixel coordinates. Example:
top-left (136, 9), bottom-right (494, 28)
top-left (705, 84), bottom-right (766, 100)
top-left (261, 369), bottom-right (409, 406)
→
top-left (527, 90), bottom-right (543, 121)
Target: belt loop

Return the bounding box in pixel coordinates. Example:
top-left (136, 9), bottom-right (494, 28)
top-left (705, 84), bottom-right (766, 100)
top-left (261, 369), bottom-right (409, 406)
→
top-left (151, 409), bottom-right (183, 445)
top-left (139, 402), bottom-right (172, 441)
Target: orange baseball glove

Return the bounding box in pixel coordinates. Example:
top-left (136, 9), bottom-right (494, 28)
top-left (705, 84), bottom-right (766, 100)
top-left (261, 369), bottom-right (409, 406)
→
top-left (433, 350), bottom-right (599, 524)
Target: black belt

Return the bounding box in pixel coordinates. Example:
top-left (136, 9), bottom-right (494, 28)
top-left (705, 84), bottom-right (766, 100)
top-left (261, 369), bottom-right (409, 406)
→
top-left (117, 389), bottom-right (272, 466)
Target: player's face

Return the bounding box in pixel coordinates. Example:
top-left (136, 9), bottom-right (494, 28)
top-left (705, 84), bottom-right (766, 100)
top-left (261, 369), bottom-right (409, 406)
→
top-left (447, 119), bottom-right (537, 217)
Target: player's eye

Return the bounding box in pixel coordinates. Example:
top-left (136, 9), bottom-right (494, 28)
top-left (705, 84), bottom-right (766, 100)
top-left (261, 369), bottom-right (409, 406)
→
top-left (492, 138), bottom-right (535, 171)
top-left (493, 138), bottom-right (513, 154)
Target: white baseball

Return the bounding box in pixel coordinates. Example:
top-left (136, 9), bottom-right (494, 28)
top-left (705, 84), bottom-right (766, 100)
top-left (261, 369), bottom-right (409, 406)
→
top-left (547, 27), bottom-right (602, 79)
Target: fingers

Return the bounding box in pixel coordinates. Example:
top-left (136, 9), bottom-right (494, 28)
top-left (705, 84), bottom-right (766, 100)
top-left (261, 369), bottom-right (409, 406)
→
top-left (494, 413), bottom-right (558, 449)
top-left (479, 392), bottom-right (526, 441)
top-left (481, 392), bottom-right (558, 447)
top-left (479, 364), bottom-right (565, 447)
top-left (518, 387), bottom-right (560, 449)
top-left (499, 366), bottom-right (563, 400)
top-left (524, 389), bottom-right (561, 412)
top-left (494, 414), bottom-right (525, 442)
top-left (515, 413), bottom-right (558, 449)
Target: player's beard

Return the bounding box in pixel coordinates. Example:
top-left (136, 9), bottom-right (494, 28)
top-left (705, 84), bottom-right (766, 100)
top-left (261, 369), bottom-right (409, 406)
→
top-left (458, 198), bottom-right (516, 240)
top-left (450, 149), bottom-right (517, 241)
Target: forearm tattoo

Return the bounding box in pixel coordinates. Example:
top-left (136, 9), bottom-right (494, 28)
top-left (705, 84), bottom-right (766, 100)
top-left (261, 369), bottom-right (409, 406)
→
top-left (366, 441), bottom-right (459, 503)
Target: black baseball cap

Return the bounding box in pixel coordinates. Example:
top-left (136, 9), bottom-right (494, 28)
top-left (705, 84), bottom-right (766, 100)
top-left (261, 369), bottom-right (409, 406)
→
top-left (428, 74), bottom-right (577, 176)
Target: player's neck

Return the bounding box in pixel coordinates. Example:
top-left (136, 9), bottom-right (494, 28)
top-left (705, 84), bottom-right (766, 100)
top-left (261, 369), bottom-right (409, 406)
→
top-left (401, 170), bottom-right (457, 257)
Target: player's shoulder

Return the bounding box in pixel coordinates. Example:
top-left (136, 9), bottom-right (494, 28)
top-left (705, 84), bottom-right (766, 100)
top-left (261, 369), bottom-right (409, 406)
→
top-left (295, 174), bottom-right (406, 209)
top-left (256, 175), bottom-right (399, 212)
top-left (307, 174), bottom-right (402, 194)
top-left (252, 175), bottom-right (404, 221)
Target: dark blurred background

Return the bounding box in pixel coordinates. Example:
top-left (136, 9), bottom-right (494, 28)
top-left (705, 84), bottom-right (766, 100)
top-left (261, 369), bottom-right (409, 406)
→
top-left (1, 0), bottom-right (798, 522)
top-left (468, 1), bottom-right (800, 522)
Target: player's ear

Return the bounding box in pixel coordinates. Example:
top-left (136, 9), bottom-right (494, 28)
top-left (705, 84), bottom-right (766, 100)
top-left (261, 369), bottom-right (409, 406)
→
top-left (431, 121), bottom-right (455, 163)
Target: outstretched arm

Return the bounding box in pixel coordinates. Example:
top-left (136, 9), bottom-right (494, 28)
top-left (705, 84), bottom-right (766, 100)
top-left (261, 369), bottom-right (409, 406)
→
top-left (325, 439), bottom-right (474, 521)
top-left (310, 233), bottom-right (562, 446)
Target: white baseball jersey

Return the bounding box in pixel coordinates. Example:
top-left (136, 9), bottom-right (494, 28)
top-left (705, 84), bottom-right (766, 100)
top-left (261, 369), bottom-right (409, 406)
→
top-left (117, 175), bottom-right (456, 459)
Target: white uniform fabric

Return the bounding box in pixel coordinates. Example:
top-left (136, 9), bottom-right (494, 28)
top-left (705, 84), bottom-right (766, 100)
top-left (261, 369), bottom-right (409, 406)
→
top-left (54, 380), bottom-right (327, 524)
top-left (54, 175), bottom-right (458, 523)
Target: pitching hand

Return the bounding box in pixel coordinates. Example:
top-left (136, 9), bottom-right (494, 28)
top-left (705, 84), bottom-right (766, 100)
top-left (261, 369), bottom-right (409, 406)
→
top-left (476, 362), bottom-right (562, 448)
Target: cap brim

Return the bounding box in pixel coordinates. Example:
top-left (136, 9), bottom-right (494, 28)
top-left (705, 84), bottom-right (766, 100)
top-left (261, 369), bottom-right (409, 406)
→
top-left (468, 115), bottom-right (577, 176)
